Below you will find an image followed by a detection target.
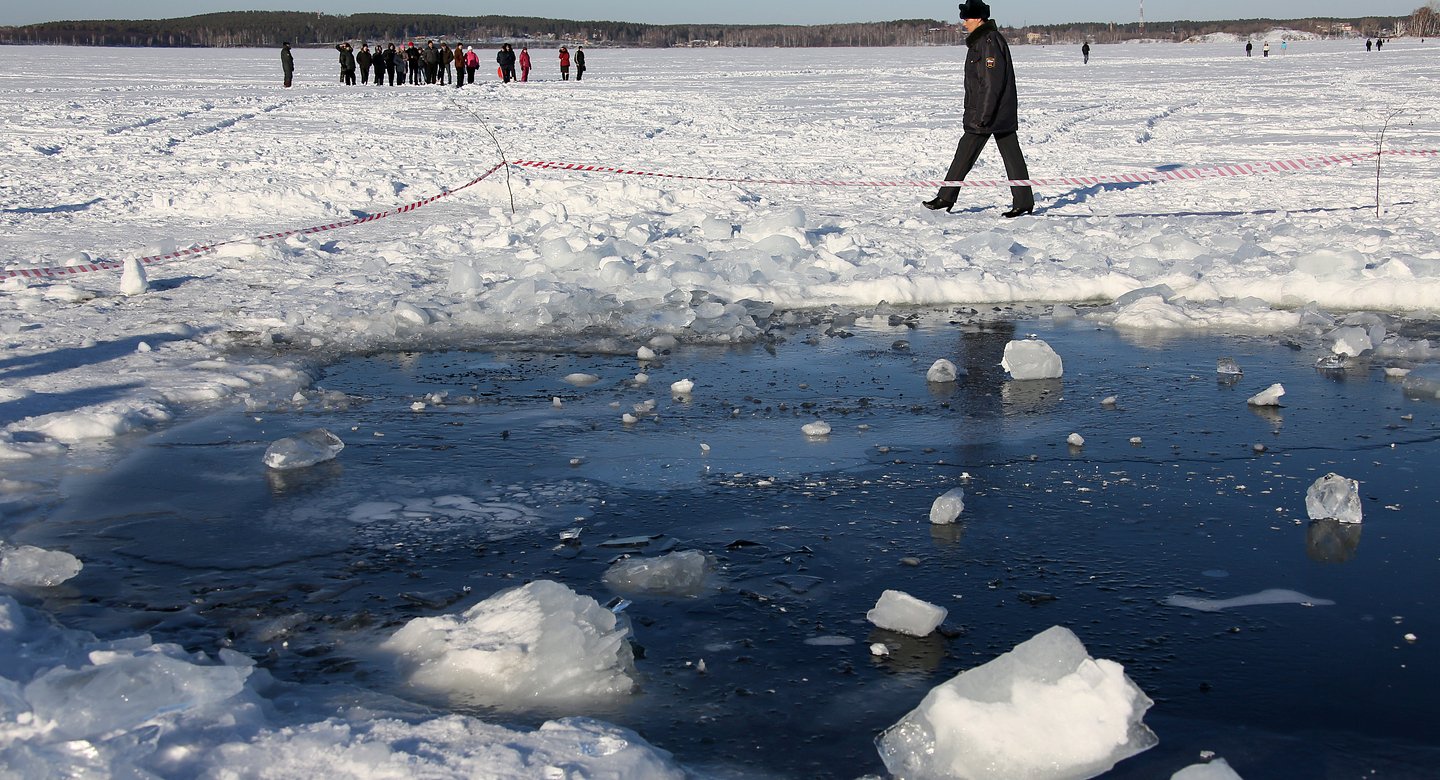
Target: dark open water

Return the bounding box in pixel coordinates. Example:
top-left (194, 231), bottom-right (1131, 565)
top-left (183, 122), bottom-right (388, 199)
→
top-left (13, 310), bottom-right (1440, 778)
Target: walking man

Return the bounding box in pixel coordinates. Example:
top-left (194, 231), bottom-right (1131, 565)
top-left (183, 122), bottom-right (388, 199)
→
top-left (280, 42), bottom-right (294, 87)
top-left (1081, 41), bottom-right (1090, 64)
top-left (923, 0), bottom-right (1034, 218)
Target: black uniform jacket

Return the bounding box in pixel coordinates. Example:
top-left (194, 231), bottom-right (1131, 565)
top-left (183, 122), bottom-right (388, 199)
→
top-left (963, 20), bottom-right (1020, 135)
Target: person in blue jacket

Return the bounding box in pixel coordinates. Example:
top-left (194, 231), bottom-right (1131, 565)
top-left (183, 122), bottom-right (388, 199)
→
top-left (924, 0), bottom-right (1034, 217)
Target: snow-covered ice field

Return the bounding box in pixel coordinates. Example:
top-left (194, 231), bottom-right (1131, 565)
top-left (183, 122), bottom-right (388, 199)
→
top-left (2, 40), bottom-right (1440, 778)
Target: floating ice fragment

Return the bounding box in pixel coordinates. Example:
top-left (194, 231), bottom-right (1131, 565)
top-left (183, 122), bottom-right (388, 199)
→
top-left (0, 544), bottom-right (82, 587)
top-left (1330, 326), bottom-right (1373, 357)
top-left (699, 443), bottom-right (711, 454)
top-left (1067, 433), bottom-right (1085, 447)
top-left (929, 488), bottom-right (965, 525)
top-left (262, 428), bottom-right (344, 470)
top-left (1101, 396), bottom-right (1117, 407)
top-left (1305, 473), bottom-right (1362, 523)
top-left (604, 550), bottom-right (710, 597)
top-left (637, 346), bottom-right (657, 361)
top-left (1401, 365), bottom-right (1440, 399)
top-left (552, 396), bottom-right (563, 407)
top-left (670, 378), bottom-right (695, 395)
top-left (1129, 436), bottom-right (1143, 445)
top-left (564, 373), bottom-right (601, 387)
top-left (1164, 588), bottom-right (1334, 612)
top-left (1216, 357), bottom-right (1242, 376)
top-left (802, 420), bottom-right (832, 437)
top-left (871, 643), bottom-right (891, 657)
top-left (866, 590), bottom-right (946, 637)
top-left (410, 401), bottom-right (426, 412)
top-left (1002, 339), bottom-right (1063, 380)
top-left (622, 413), bottom-right (638, 425)
top-left (1172, 758), bottom-right (1244, 779)
top-left (1247, 383), bottom-right (1284, 407)
top-left (927, 359), bottom-right (959, 383)
top-left (380, 580), bottom-right (635, 707)
top-left (877, 625), bottom-right (1156, 780)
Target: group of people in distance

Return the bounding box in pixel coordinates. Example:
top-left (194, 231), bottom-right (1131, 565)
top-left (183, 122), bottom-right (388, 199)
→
top-left (279, 40), bottom-right (587, 88)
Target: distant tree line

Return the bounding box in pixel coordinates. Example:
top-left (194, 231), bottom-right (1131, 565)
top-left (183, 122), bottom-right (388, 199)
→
top-left (0, 10), bottom-right (1415, 48)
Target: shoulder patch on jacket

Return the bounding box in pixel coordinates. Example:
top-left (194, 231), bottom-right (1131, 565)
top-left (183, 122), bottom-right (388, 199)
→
top-left (984, 56), bottom-right (997, 69)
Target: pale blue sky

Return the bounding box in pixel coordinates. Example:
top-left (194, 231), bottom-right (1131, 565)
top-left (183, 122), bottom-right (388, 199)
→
top-left (0, 1), bottom-right (1420, 28)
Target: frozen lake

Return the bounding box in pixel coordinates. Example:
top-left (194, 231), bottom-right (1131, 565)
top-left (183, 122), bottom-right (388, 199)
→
top-left (2, 40), bottom-right (1440, 778)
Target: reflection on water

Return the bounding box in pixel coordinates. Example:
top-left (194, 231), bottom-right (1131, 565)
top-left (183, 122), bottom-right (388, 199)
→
top-left (1306, 519), bottom-right (1363, 564)
top-left (1002, 378), bottom-right (1064, 415)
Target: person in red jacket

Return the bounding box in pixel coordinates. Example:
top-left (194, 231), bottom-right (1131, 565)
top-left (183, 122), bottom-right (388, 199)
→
top-left (464, 46), bottom-right (479, 84)
top-left (519, 46), bottom-right (532, 82)
top-left (923, 0), bottom-right (1034, 218)
top-left (453, 43), bottom-right (466, 88)
top-left (559, 46), bottom-right (571, 81)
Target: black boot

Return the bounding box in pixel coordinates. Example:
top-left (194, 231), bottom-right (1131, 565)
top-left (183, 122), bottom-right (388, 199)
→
top-left (1002, 204), bottom-right (1034, 218)
top-left (922, 197), bottom-right (955, 212)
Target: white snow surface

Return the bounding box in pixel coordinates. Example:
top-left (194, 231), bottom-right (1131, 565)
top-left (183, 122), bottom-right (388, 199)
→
top-left (2, 42), bottom-right (1439, 451)
top-left (2, 40), bottom-right (1440, 778)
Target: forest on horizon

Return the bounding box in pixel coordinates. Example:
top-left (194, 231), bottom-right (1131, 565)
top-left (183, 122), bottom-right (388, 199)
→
top-left (0, 10), bottom-right (1422, 48)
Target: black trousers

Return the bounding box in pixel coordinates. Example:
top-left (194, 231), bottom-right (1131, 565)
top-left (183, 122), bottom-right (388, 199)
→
top-left (938, 130), bottom-right (1033, 209)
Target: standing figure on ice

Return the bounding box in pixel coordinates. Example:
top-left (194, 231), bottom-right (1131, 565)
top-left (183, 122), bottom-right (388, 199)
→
top-left (923, 0), bottom-right (1034, 218)
top-left (1081, 41), bottom-right (1090, 64)
top-left (280, 42), bottom-right (294, 88)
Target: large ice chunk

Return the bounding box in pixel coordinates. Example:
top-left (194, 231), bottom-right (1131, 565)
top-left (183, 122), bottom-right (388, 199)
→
top-left (929, 488), bottom-right (966, 525)
top-left (1401, 365), bottom-right (1440, 400)
top-left (25, 648), bottom-right (251, 741)
top-left (1330, 326), bottom-right (1373, 357)
top-left (380, 580), bottom-right (635, 707)
top-left (1002, 339), bottom-right (1063, 380)
top-left (262, 428), bottom-right (344, 470)
top-left (1246, 383), bottom-right (1284, 407)
top-left (867, 590), bottom-right (947, 637)
top-left (927, 359), bottom-right (959, 383)
top-left (0, 544), bottom-right (82, 587)
top-left (876, 625), bottom-right (1157, 780)
top-left (604, 550), bottom-right (709, 597)
top-left (1305, 473), bottom-right (1362, 524)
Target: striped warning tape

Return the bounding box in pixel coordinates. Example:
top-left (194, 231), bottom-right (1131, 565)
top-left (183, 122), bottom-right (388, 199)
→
top-left (4, 149), bottom-right (1433, 281)
top-left (511, 148), bottom-right (1437, 189)
top-left (2, 162), bottom-right (506, 281)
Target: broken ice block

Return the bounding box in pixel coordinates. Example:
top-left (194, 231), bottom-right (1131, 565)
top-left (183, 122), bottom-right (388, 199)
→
top-left (1001, 339), bottom-right (1063, 380)
top-left (1246, 383), bottom-right (1284, 407)
top-left (1305, 473), bottom-right (1362, 524)
top-left (927, 359), bottom-right (959, 383)
top-left (876, 625), bottom-right (1157, 780)
top-left (603, 550), bottom-right (709, 597)
top-left (1216, 357), bottom-right (1242, 376)
top-left (262, 428), bottom-right (344, 470)
top-left (867, 590), bottom-right (946, 637)
top-left (1330, 326), bottom-right (1373, 357)
top-left (929, 488), bottom-right (966, 525)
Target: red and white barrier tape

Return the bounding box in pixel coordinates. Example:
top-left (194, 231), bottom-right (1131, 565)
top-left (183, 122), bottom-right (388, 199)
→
top-left (2, 162), bottom-right (506, 281)
top-left (512, 148), bottom-right (1437, 189)
top-left (5, 149), bottom-right (1434, 281)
